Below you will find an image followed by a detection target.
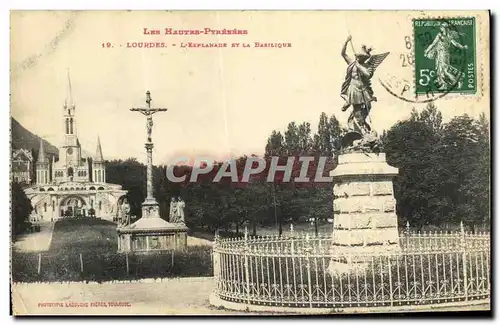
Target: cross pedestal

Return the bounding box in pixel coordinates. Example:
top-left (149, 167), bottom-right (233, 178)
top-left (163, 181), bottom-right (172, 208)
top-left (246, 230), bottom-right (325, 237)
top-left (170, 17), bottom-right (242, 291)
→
top-left (141, 141), bottom-right (161, 218)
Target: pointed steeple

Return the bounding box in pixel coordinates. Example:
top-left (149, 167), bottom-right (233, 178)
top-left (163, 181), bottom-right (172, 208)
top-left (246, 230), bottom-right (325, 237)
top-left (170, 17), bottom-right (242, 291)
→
top-left (37, 138), bottom-right (47, 164)
top-left (94, 136), bottom-right (104, 162)
top-left (64, 69), bottom-right (75, 109)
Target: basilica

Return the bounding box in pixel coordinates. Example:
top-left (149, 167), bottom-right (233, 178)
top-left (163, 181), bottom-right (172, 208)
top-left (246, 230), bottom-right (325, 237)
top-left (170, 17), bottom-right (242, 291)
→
top-left (22, 76), bottom-right (127, 222)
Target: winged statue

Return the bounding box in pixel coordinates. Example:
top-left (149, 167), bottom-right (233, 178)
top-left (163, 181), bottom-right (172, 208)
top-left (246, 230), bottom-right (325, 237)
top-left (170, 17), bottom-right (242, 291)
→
top-left (340, 35), bottom-right (390, 136)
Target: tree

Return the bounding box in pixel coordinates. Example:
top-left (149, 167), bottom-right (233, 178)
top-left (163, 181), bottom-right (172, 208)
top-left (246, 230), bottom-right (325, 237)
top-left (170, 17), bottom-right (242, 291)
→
top-left (385, 107), bottom-right (446, 229)
top-left (11, 181), bottom-right (32, 241)
top-left (385, 103), bottom-right (490, 231)
top-left (410, 102), bottom-right (443, 134)
top-left (284, 122), bottom-right (300, 156)
top-left (440, 114), bottom-right (490, 229)
top-left (265, 130), bottom-right (285, 157)
top-left (297, 122), bottom-right (313, 155)
top-left (312, 113), bottom-right (342, 158)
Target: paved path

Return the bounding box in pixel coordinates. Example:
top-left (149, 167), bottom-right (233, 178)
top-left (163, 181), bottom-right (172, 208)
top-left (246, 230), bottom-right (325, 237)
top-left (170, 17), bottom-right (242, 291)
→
top-left (187, 236), bottom-right (213, 247)
top-left (13, 221), bottom-right (55, 253)
top-left (12, 277), bottom-right (490, 316)
top-left (12, 277), bottom-right (243, 315)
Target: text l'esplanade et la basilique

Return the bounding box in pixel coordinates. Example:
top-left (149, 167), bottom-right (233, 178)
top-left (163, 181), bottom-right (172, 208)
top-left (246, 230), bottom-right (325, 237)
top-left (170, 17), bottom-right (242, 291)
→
top-left (144, 27), bottom-right (249, 35)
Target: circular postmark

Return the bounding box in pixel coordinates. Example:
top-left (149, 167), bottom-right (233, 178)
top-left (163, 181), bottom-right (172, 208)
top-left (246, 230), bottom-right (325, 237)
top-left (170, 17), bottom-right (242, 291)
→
top-left (379, 17), bottom-right (472, 103)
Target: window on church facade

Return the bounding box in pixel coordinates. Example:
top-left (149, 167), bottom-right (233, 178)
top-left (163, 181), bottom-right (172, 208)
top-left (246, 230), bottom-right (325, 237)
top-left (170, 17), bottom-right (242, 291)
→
top-left (44, 203), bottom-right (47, 212)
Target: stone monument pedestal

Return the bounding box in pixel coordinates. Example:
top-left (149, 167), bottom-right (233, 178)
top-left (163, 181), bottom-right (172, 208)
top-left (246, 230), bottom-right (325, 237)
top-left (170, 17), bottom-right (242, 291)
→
top-left (328, 152), bottom-right (400, 274)
top-left (117, 199), bottom-right (188, 253)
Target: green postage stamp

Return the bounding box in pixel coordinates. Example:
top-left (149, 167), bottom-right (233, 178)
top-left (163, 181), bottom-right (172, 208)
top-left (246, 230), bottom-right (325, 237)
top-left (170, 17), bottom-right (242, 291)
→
top-left (413, 17), bottom-right (476, 95)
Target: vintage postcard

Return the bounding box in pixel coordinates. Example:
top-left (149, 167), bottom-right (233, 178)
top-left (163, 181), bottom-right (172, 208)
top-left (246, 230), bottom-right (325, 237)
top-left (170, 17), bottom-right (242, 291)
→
top-left (10, 10), bottom-right (490, 316)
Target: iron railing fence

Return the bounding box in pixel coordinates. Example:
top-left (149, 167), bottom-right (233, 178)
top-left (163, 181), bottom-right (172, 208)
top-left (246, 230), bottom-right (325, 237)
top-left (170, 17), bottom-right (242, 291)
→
top-left (212, 224), bottom-right (490, 309)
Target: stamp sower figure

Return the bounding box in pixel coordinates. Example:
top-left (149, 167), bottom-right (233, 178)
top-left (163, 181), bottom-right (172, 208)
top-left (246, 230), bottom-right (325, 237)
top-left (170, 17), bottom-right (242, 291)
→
top-left (340, 35), bottom-right (389, 135)
top-left (424, 22), bottom-right (468, 90)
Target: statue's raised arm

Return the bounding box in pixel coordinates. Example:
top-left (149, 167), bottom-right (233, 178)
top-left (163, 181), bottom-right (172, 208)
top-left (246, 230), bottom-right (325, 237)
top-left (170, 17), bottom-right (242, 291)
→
top-left (341, 35), bottom-right (354, 65)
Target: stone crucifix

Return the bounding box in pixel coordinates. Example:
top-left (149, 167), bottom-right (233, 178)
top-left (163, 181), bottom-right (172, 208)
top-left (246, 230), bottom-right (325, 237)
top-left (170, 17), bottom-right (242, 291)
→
top-left (130, 91), bottom-right (168, 201)
top-left (131, 91), bottom-right (168, 143)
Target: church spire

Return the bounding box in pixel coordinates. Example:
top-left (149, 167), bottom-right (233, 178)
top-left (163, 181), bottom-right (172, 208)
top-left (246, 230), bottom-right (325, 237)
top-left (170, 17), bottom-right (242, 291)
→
top-left (64, 69), bottom-right (75, 109)
top-left (37, 138), bottom-right (47, 163)
top-left (94, 136), bottom-right (104, 162)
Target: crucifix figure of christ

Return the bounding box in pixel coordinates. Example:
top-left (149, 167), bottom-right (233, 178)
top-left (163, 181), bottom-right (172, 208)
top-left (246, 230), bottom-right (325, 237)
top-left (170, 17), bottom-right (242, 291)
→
top-left (130, 91), bottom-right (168, 203)
top-left (130, 91), bottom-right (168, 143)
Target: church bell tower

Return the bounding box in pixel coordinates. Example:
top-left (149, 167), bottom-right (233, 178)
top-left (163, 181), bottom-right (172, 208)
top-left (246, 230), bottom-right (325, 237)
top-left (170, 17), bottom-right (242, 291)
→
top-left (62, 70), bottom-right (82, 169)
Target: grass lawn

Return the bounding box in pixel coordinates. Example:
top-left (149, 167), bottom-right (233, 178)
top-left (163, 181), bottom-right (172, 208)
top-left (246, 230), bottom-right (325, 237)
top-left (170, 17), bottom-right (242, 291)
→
top-left (12, 218), bottom-right (213, 283)
top-left (48, 218), bottom-right (118, 253)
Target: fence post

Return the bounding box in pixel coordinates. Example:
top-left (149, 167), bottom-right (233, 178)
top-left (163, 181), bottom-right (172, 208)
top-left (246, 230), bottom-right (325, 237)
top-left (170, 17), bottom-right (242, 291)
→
top-left (37, 253), bottom-right (42, 275)
top-left (244, 226), bottom-right (250, 305)
top-left (387, 256), bottom-right (393, 306)
top-left (79, 253), bottom-right (84, 276)
top-left (125, 253), bottom-right (129, 275)
top-left (213, 229), bottom-right (220, 294)
top-left (460, 221), bottom-right (468, 301)
top-left (305, 234), bottom-right (313, 308)
top-left (405, 221), bottom-right (410, 249)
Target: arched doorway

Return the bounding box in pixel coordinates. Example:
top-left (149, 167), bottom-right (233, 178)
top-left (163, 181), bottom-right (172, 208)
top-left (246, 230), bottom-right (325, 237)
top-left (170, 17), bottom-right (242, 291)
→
top-left (61, 195), bottom-right (87, 218)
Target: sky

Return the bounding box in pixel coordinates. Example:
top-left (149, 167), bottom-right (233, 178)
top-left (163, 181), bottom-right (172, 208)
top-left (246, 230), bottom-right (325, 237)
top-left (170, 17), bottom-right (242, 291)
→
top-left (10, 11), bottom-right (490, 164)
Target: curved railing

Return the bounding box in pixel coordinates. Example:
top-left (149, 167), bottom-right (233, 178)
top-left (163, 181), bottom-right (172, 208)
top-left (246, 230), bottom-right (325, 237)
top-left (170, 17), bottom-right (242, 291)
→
top-left (212, 228), bottom-right (490, 310)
